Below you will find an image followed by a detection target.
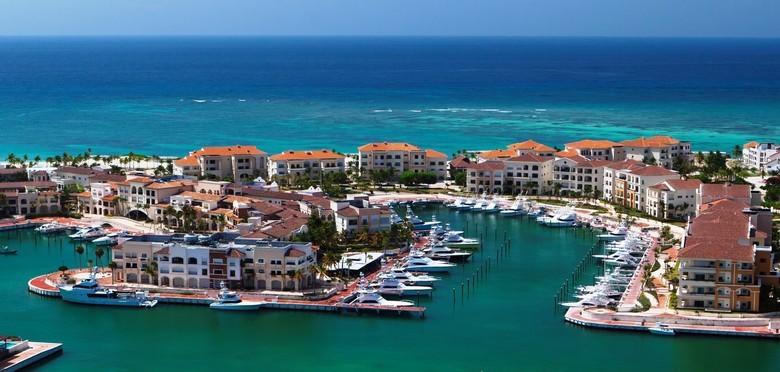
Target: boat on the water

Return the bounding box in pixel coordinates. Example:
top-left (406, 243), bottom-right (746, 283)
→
top-left (92, 232), bottom-right (131, 246)
top-left (402, 251), bottom-right (456, 273)
top-left (423, 245), bottom-right (472, 262)
top-left (35, 222), bottom-right (70, 234)
top-left (537, 207), bottom-right (577, 227)
top-left (209, 281), bottom-right (264, 310)
top-left (370, 277), bottom-right (433, 297)
top-left (58, 267), bottom-right (158, 308)
top-left (348, 285), bottom-right (416, 307)
top-left (1, 246), bottom-right (17, 255)
top-left (69, 226), bottom-right (107, 241)
top-left (648, 323), bottom-right (675, 336)
top-left (499, 200), bottom-right (525, 216)
top-left (375, 267), bottom-right (439, 286)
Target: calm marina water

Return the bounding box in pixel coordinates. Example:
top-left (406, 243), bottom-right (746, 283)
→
top-left (3, 207), bottom-right (780, 371)
top-left (1, 37), bottom-right (780, 158)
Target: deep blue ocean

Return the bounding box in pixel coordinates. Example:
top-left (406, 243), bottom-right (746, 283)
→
top-left (1, 37), bottom-right (779, 158)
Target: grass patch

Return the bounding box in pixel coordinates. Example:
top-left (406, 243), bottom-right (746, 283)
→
top-left (651, 260), bottom-right (661, 272)
top-left (635, 293), bottom-right (651, 312)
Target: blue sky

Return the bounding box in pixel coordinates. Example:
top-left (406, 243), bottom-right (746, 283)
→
top-left (2, 0), bottom-right (778, 37)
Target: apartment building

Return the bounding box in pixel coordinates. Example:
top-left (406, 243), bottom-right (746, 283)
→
top-left (698, 183), bottom-right (754, 208)
top-left (677, 200), bottom-right (776, 312)
top-left (551, 155), bottom-right (610, 195)
top-left (357, 142), bottom-right (448, 181)
top-left (507, 140), bottom-right (556, 157)
top-left (620, 136), bottom-right (692, 169)
top-left (330, 198), bottom-right (393, 234)
top-left (0, 181), bottom-right (60, 216)
top-left (116, 178), bottom-right (193, 219)
top-left (269, 149), bottom-right (346, 180)
top-left (75, 182), bottom-right (118, 216)
top-left (564, 139), bottom-right (625, 162)
top-left (742, 141), bottom-right (779, 170)
top-left (502, 153), bottom-right (553, 195)
top-left (173, 145), bottom-right (267, 181)
top-left (645, 178), bottom-right (702, 219)
top-left (602, 160), bottom-right (680, 211)
top-left (465, 161), bottom-right (505, 194)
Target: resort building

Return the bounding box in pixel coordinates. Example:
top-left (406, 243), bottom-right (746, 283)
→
top-left (741, 141), bottom-right (779, 170)
top-left (697, 183), bottom-right (755, 211)
top-left (507, 140), bottom-right (556, 157)
top-left (602, 161), bottom-right (680, 211)
top-left (477, 149), bottom-right (517, 162)
top-left (0, 181), bottom-right (60, 216)
top-left (551, 155), bottom-right (610, 196)
top-left (448, 155), bottom-right (473, 175)
top-left (357, 142), bottom-right (448, 181)
top-left (330, 198), bottom-right (393, 234)
top-left (465, 161), bottom-right (505, 194)
top-left (114, 233), bottom-right (315, 291)
top-left (116, 178), bottom-right (193, 220)
top-left (51, 166), bottom-right (103, 190)
top-left (620, 136), bottom-right (692, 169)
top-left (564, 139), bottom-right (625, 162)
top-left (645, 178), bottom-right (702, 219)
top-left (268, 149), bottom-right (346, 181)
top-left (75, 182), bottom-right (118, 216)
top-left (173, 145), bottom-right (268, 182)
top-left (677, 200), bottom-right (775, 312)
top-left (502, 154), bottom-right (553, 195)
top-left (0, 167), bottom-right (26, 182)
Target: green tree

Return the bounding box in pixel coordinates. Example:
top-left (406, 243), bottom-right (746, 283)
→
top-left (95, 247), bottom-right (105, 268)
top-left (143, 261), bottom-right (159, 285)
top-left (58, 265), bottom-right (69, 277)
top-left (108, 261), bottom-right (118, 284)
top-left (75, 245), bottom-right (85, 269)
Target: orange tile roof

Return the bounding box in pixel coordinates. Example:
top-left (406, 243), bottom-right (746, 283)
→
top-left (127, 177), bottom-right (154, 184)
top-left (507, 140), bottom-right (555, 152)
top-left (195, 145), bottom-right (266, 156)
top-left (554, 149), bottom-right (581, 157)
top-left (75, 191), bottom-right (92, 198)
top-left (506, 153), bottom-right (553, 163)
top-left (700, 183), bottom-right (752, 200)
top-left (358, 142), bottom-right (421, 152)
top-left (425, 149), bottom-right (447, 158)
top-left (449, 155), bottom-right (472, 168)
top-left (630, 166), bottom-right (678, 177)
top-left (620, 136), bottom-right (681, 148)
top-left (678, 238), bottom-right (753, 262)
top-left (565, 139), bottom-right (620, 149)
top-left (665, 178), bottom-right (702, 190)
top-left (177, 191), bottom-right (225, 201)
top-left (174, 155), bottom-right (199, 166)
top-left (269, 149), bottom-right (346, 161)
top-left (145, 181), bottom-right (190, 190)
top-left (743, 141), bottom-right (759, 148)
top-left (478, 149), bottom-right (516, 159)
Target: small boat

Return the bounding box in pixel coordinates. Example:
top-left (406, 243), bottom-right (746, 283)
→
top-left (69, 226), bottom-right (106, 241)
top-left (598, 221), bottom-right (630, 241)
top-left (1, 246), bottom-right (18, 255)
top-left (648, 323), bottom-right (675, 336)
top-left (470, 200), bottom-right (487, 212)
top-left (58, 267), bottom-right (158, 308)
top-left (92, 232), bottom-right (130, 246)
top-left (405, 206), bottom-right (441, 231)
top-left (209, 281), bottom-right (264, 311)
top-left (370, 277), bottom-right (433, 297)
top-left (537, 207), bottom-right (577, 227)
top-left (437, 232), bottom-right (480, 249)
top-left (35, 222), bottom-right (70, 234)
top-left (499, 200), bottom-right (525, 216)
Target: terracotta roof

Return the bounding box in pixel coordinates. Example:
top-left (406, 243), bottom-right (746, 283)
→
top-left (223, 195), bottom-right (256, 204)
top-left (277, 209), bottom-right (306, 219)
top-left (620, 136), bottom-right (681, 148)
top-left (101, 195), bottom-right (119, 202)
top-left (358, 142), bottom-right (420, 152)
top-left (665, 178), bottom-right (702, 190)
top-left (195, 145), bottom-right (266, 156)
top-left (507, 140), bottom-right (555, 152)
top-left (555, 149), bottom-right (581, 157)
top-left (0, 181), bottom-right (57, 189)
top-left (449, 156), bottom-right (472, 168)
top-left (559, 155), bottom-right (590, 164)
top-left (249, 201), bottom-right (285, 216)
top-left (506, 153), bottom-right (553, 163)
top-left (304, 197), bottom-right (333, 210)
top-left (155, 247), bottom-right (170, 255)
top-left (565, 139), bottom-right (620, 149)
top-left (468, 161), bottom-right (506, 171)
top-left (478, 149), bottom-right (516, 159)
top-left (177, 191), bottom-right (225, 202)
top-left (285, 248), bottom-right (306, 257)
top-left (0, 168), bottom-right (25, 175)
top-left (174, 155), bottom-right (199, 166)
top-left (678, 238), bottom-right (754, 262)
top-left (578, 159), bottom-right (613, 168)
top-left (605, 160), bottom-right (646, 171)
top-left (269, 149), bottom-right (346, 161)
top-left (425, 149), bottom-right (447, 159)
top-left (146, 181), bottom-right (190, 190)
top-left (127, 177), bottom-right (154, 184)
top-left (90, 174), bottom-right (127, 183)
top-left (336, 207), bottom-right (359, 217)
top-left (75, 191), bottom-right (92, 198)
top-left (208, 208), bottom-right (236, 218)
top-left (743, 141), bottom-right (759, 148)
top-left (630, 166), bottom-right (678, 177)
top-left (56, 166), bottom-right (99, 175)
top-left (700, 183), bottom-right (752, 200)
top-left (227, 249), bottom-right (246, 258)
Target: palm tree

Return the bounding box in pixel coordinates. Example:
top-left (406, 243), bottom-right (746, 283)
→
top-left (58, 265), bottom-right (69, 277)
top-left (75, 245), bottom-right (85, 269)
top-left (95, 247), bottom-right (105, 268)
top-left (143, 261), bottom-right (159, 285)
top-left (307, 264), bottom-right (320, 287)
top-left (108, 261), bottom-right (118, 284)
top-left (293, 269), bottom-right (305, 291)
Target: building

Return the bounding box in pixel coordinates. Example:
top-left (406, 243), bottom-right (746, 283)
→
top-left (330, 197), bottom-right (393, 234)
top-left (620, 136), bottom-right (692, 169)
top-left (742, 141), bottom-right (779, 171)
top-left (564, 139), bottom-right (625, 162)
top-left (0, 167), bottom-right (26, 182)
top-left (677, 200), bottom-right (776, 312)
top-left (465, 161), bottom-right (505, 194)
top-left (268, 149), bottom-right (346, 181)
top-left (357, 142), bottom-right (448, 181)
top-left (173, 145), bottom-right (267, 181)
top-left (507, 140), bottom-right (556, 157)
top-left (114, 233), bottom-right (315, 291)
top-left (551, 155), bottom-right (610, 196)
top-left (645, 178), bottom-right (702, 219)
top-left (116, 178), bottom-right (193, 220)
top-left (602, 161), bottom-right (680, 211)
top-left (502, 153), bottom-right (553, 195)
top-left (477, 149), bottom-right (517, 162)
top-left (51, 167), bottom-right (103, 190)
top-left (75, 182), bottom-right (119, 216)
top-left (0, 181), bottom-right (60, 216)
top-left (698, 183), bottom-right (753, 209)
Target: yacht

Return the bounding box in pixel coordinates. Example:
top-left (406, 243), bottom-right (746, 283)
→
top-left (348, 286), bottom-right (415, 307)
top-left (209, 281), bottom-right (264, 310)
top-left (58, 267), bottom-right (158, 308)
top-left (92, 232), bottom-right (130, 246)
top-left (370, 277), bottom-right (433, 297)
top-left (598, 222), bottom-right (629, 241)
top-left (537, 208), bottom-right (577, 227)
top-left (436, 232), bottom-right (480, 249)
top-left (35, 222), bottom-right (70, 234)
top-left (482, 201), bottom-right (501, 213)
top-left (648, 323), bottom-right (675, 336)
top-left (560, 294), bottom-right (614, 308)
top-left (423, 245), bottom-right (472, 262)
top-left (470, 200), bottom-right (487, 212)
top-left (375, 268), bottom-right (439, 286)
top-left (402, 252), bottom-right (456, 273)
top-left (499, 201), bottom-right (525, 216)
top-left (69, 226), bottom-right (106, 241)
top-left (405, 207), bottom-right (441, 231)
top-left (447, 198), bottom-right (465, 209)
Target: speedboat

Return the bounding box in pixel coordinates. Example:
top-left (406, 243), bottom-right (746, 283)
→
top-left (92, 232), bottom-right (129, 246)
top-left (58, 267), bottom-right (158, 308)
top-left (598, 222), bottom-right (629, 241)
top-left (537, 207), bottom-right (577, 227)
top-left (499, 201), bottom-right (525, 216)
top-left (648, 323), bottom-right (675, 336)
top-left (402, 252), bottom-right (456, 273)
top-left (348, 286), bottom-right (415, 307)
top-left (370, 277), bottom-right (433, 297)
top-left (69, 226), bottom-right (106, 240)
top-left (1, 246), bottom-right (17, 255)
top-left (209, 281), bottom-right (264, 310)
top-left (482, 201), bottom-right (501, 213)
top-left (437, 232), bottom-right (480, 249)
top-left (35, 222), bottom-right (70, 234)
top-left (375, 268), bottom-right (439, 286)
top-left (423, 246), bottom-right (472, 262)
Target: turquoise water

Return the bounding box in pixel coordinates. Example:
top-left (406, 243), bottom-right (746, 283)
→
top-left (3, 207), bottom-right (780, 371)
top-left (2, 37), bottom-right (780, 158)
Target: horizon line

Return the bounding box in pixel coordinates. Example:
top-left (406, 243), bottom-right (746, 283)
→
top-left (0, 34), bottom-right (779, 40)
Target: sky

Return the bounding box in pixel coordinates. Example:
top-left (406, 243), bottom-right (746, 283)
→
top-left (1, 0), bottom-right (779, 38)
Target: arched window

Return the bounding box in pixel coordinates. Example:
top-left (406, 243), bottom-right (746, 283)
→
top-left (131, 186), bottom-right (137, 194)
top-left (172, 257), bottom-right (184, 264)
top-left (188, 257), bottom-right (198, 264)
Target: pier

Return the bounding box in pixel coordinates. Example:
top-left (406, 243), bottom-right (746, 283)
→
top-left (0, 341), bottom-right (63, 371)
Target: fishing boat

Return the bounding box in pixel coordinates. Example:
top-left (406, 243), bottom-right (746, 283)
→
top-left (648, 323), bottom-right (675, 336)
top-left (69, 226), bottom-right (107, 241)
top-left (436, 232), bottom-right (480, 249)
top-left (58, 267), bottom-right (158, 308)
top-left (209, 281), bottom-right (264, 310)
top-left (348, 286), bottom-right (415, 307)
top-left (92, 232), bottom-right (130, 246)
top-left (370, 277), bottom-right (433, 297)
top-left (499, 200), bottom-right (525, 216)
top-left (537, 207), bottom-right (577, 227)
top-left (423, 245), bottom-right (472, 262)
top-left (375, 267), bottom-right (440, 286)
top-left (482, 201), bottom-right (501, 213)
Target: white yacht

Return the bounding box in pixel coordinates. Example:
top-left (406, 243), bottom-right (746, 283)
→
top-left (499, 201), bottom-right (525, 216)
top-left (402, 252), bottom-right (456, 273)
top-left (470, 200), bottom-right (487, 212)
top-left (648, 323), bottom-right (675, 336)
top-left (375, 268), bottom-right (439, 286)
top-left (405, 207), bottom-right (441, 231)
top-left (447, 198), bottom-right (465, 209)
top-left (348, 286), bottom-right (415, 307)
top-left (560, 294), bottom-right (614, 308)
top-left (58, 267), bottom-right (158, 308)
top-left (35, 222), bottom-right (70, 234)
top-left (598, 222), bottom-right (629, 241)
top-left (537, 208), bottom-right (577, 227)
top-left (436, 232), bottom-right (480, 249)
top-left (482, 201), bottom-right (501, 213)
top-left (209, 281), bottom-right (264, 311)
top-left (69, 226), bottom-right (106, 241)
top-left (423, 245), bottom-right (472, 262)
top-left (370, 277), bottom-right (433, 297)
top-left (92, 231), bottom-right (131, 246)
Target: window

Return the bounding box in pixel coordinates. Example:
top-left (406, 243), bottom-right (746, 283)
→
top-left (257, 269), bottom-right (265, 274)
top-left (213, 269), bottom-right (223, 275)
top-left (257, 258), bottom-right (265, 264)
top-left (229, 270), bottom-right (236, 276)
top-left (212, 258), bottom-right (223, 265)
top-left (202, 269), bottom-right (208, 275)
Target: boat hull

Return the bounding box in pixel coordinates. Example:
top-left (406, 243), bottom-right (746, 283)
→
top-left (209, 302), bottom-right (264, 311)
top-left (403, 265), bottom-right (453, 273)
top-left (59, 289), bottom-right (156, 307)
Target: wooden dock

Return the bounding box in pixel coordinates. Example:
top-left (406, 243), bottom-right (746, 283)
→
top-left (0, 342), bottom-right (63, 371)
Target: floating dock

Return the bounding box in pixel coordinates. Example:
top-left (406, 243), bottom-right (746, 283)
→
top-left (0, 341), bottom-right (63, 371)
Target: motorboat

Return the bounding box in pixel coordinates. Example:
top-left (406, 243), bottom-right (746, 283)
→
top-left (375, 268), bottom-right (439, 286)
top-left (447, 198), bottom-right (465, 209)
top-left (429, 223), bottom-right (463, 238)
top-left (58, 267), bottom-right (158, 308)
top-left (209, 281), bottom-right (264, 310)
top-left (1, 246), bottom-right (17, 255)
top-left (370, 277), bottom-right (433, 297)
top-left (402, 252), bottom-right (456, 273)
top-left (405, 207), bottom-right (441, 231)
top-left (526, 206), bottom-right (546, 217)
top-left (35, 222), bottom-right (70, 234)
top-left (92, 232), bottom-right (130, 246)
top-left (648, 323), bottom-right (675, 336)
top-left (598, 221), bottom-right (630, 241)
top-left (390, 213), bottom-right (403, 225)
top-left (69, 226), bottom-right (106, 240)
top-left (470, 200), bottom-right (487, 212)
top-left (348, 286), bottom-right (415, 307)
top-left (537, 207), bottom-right (577, 227)
top-left (423, 246), bottom-right (472, 262)
top-left (436, 232), bottom-right (480, 249)
top-left (499, 200), bottom-right (525, 216)
top-left (482, 201), bottom-right (501, 213)
top-left (560, 294), bottom-right (614, 308)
